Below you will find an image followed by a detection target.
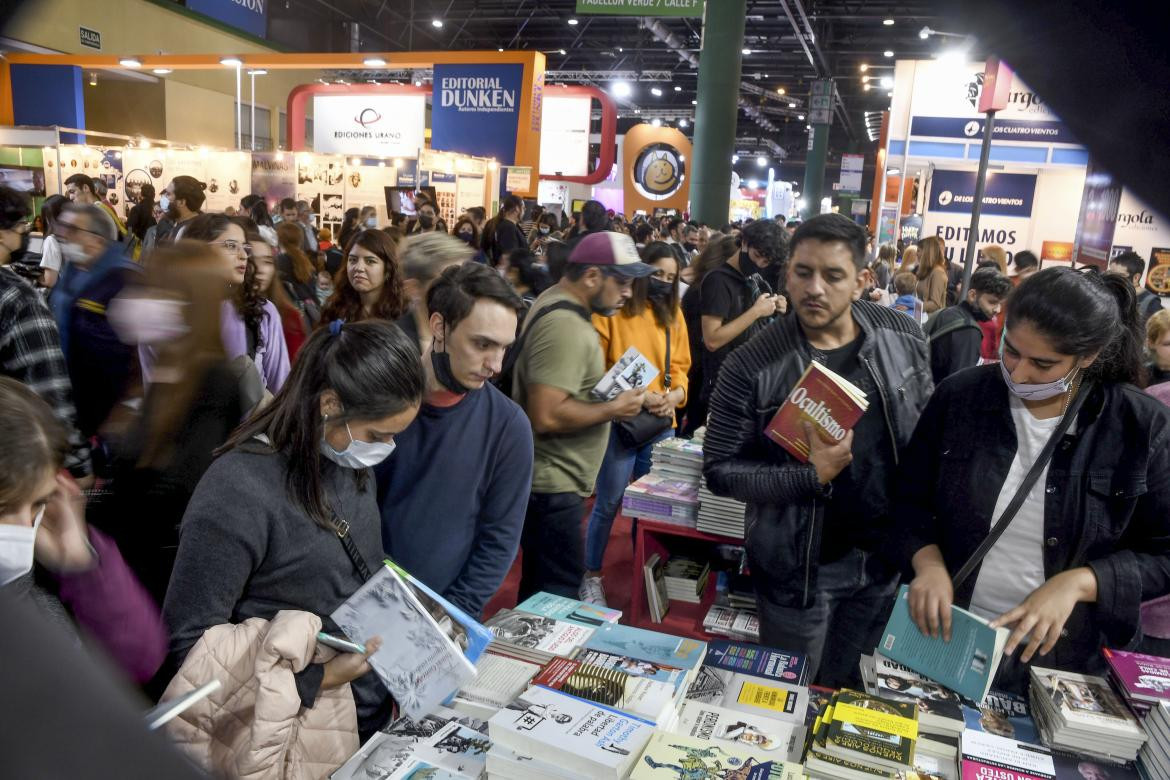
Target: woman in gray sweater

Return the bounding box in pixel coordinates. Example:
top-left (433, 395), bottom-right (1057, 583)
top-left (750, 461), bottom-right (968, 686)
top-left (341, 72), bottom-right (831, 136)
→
top-left (163, 319), bottom-right (424, 739)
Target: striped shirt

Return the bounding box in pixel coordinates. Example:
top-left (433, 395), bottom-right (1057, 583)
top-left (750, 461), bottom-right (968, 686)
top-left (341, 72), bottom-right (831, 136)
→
top-left (0, 267), bottom-right (93, 477)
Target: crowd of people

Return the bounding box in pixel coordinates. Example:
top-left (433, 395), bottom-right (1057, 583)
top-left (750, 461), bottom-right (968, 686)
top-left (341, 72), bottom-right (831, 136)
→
top-left (1, 175), bottom-right (1169, 770)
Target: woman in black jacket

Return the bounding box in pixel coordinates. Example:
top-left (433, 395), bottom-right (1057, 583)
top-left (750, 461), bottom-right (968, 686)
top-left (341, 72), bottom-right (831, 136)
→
top-left (896, 267), bottom-right (1170, 691)
top-left (481, 194), bottom-right (526, 266)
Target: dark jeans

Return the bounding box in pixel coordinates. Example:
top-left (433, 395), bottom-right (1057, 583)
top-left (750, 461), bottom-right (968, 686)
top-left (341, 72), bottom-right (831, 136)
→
top-left (756, 548), bottom-right (898, 689)
top-left (518, 491), bottom-right (586, 602)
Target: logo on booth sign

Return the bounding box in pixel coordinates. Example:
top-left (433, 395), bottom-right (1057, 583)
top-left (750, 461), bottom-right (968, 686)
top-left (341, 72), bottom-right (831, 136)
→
top-left (963, 121), bottom-right (981, 137)
top-left (354, 108), bottom-right (383, 128)
top-left (964, 71), bottom-right (1045, 113)
top-left (938, 190), bottom-right (954, 206)
top-left (633, 143), bottom-right (685, 200)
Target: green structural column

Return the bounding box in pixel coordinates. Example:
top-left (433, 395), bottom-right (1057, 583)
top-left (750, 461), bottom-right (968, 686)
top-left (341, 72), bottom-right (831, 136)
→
top-left (802, 123), bottom-right (829, 220)
top-left (691, 0), bottom-right (747, 226)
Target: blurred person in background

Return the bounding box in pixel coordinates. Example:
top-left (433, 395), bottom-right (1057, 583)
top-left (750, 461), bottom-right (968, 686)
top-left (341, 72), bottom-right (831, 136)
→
top-left (275, 221), bottom-right (320, 327)
top-left (915, 236), bottom-right (949, 315)
top-left (395, 231), bottom-right (473, 353)
top-left (1109, 250), bottom-right (1165, 325)
top-left (529, 212), bottom-right (561, 256)
top-left (406, 199), bottom-right (441, 236)
top-left (482, 195), bottom-right (526, 265)
top-left (0, 376), bottom-right (166, 685)
top-left (36, 194), bottom-right (68, 289)
top-left (336, 207), bottom-right (361, 252)
top-left (240, 194), bottom-right (277, 246)
top-left (499, 248), bottom-right (551, 304)
top-left (979, 244), bottom-right (1009, 275)
top-left (182, 213), bottom-right (289, 394)
top-left (149, 176), bottom-right (205, 248)
top-left (679, 234), bottom-right (736, 437)
top-left (125, 184), bottom-right (156, 261)
top-left (453, 214), bottom-right (488, 264)
top-left (1012, 249), bottom-right (1040, 283)
top-left (104, 241), bottom-right (263, 607)
top-left (899, 243), bottom-right (919, 275)
top-left (320, 228), bottom-right (407, 330)
top-left (580, 241), bottom-right (691, 605)
top-left (1146, 309), bottom-right (1170, 387)
top-left (244, 221), bottom-right (308, 362)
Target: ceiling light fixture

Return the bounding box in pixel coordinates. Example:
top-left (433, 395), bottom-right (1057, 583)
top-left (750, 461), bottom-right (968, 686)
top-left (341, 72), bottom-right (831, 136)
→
top-left (567, 17), bottom-right (578, 25)
top-left (862, 75), bottom-right (870, 82)
top-left (119, 57), bottom-right (142, 67)
top-left (152, 68), bottom-right (172, 75)
top-left (558, 48), bottom-right (567, 55)
top-left (884, 50), bottom-right (894, 58)
top-left (674, 85), bottom-right (682, 92)
top-left (414, 80), bottom-right (422, 87)
top-left (88, 72), bottom-right (97, 86)
top-left (741, 48), bottom-right (751, 55)
top-left (248, 69), bottom-right (267, 76)
top-left (887, 91), bottom-right (894, 97)
top-left (732, 154), bottom-right (739, 163)
top-left (498, 47), bottom-right (504, 52)
top-left (431, 19), bottom-right (443, 28)
top-left (777, 87), bottom-right (786, 95)
top-left (880, 76), bottom-right (893, 88)
top-left (864, 84), bottom-right (872, 91)
top-left (860, 64), bottom-right (869, 72)
top-left (883, 18), bottom-right (895, 26)
top-left (651, 118), bottom-right (662, 127)
top-left (788, 102), bottom-right (796, 108)
top-left (363, 57), bottom-right (386, 67)
top-left (651, 87), bottom-right (663, 96)
top-left (220, 56), bottom-right (243, 66)
top-left (798, 114), bottom-right (805, 120)
top-left (679, 118), bottom-right (688, 127)
top-left (919, 26), bottom-right (933, 39)
top-left (612, 80), bottom-right (632, 98)
top-left (691, 99), bottom-right (697, 105)
top-left (756, 155), bottom-right (767, 167)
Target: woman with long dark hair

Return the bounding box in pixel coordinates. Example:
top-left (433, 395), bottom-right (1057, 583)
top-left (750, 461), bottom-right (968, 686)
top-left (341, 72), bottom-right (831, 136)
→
top-left (915, 236), bottom-right (948, 314)
top-left (319, 229), bottom-right (406, 326)
top-left (579, 241), bottom-right (692, 605)
top-left (182, 212), bottom-right (290, 392)
top-left (36, 193), bottom-right (69, 288)
top-left (126, 183), bottom-right (156, 245)
top-left (337, 207), bottom-right (361, 251)
top-left (245, 222), bottom-right (309, 361)
top-left (678, 234), bottom-right (734, 437)
top-left (895, 267), bottom-right (1170, 691)
top-left (163, 320), bottom-right (424, 740)
top-left (276, 220), bottom-right (319, 322)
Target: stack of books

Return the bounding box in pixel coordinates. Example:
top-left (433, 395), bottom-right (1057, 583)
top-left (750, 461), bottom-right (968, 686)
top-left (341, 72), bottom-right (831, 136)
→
top-left (686, 640), bottom-right (811, 728)
top-left (450, 647), bottom-right (543, 721)
top-left (1029, 666), bottom-right (1147, 763)
top-left (643, 553), bottom-right (670, 623)
top-left (514, 591), bottom-right (623, 629)
top-left (1103, 647), bottom-right (1170, 718)
top-left (671, 698), bottom-right (807, 761)
top-left (662, 555), bottom-right (710, 604)
top-left (702, 605), bottom-right (760, 643)
top-left (962, 690), bottom-right (1040, 744)
top-left (696, 478), bottom-right (749, 539)
top-left (714, 569), bottom-right (759, 612)
top-left (804, 689), bottom-right (919, 780)
top-left (630, 731), bottom-right (808, 779)
top-left (530, 655), bottom-right (682, 726)
top-left (622, 473), bottom-right (700, 527)
top-left (1140, 701), bottom-right (1170, 780)
top-left (331, 706), bottom-right (489, 780)
top-left (650, 436), bottom-right (704, 482)
top-left (483, 609), bottom-right (594, 666)
top-left (486, 686), bottom-right (655, 779)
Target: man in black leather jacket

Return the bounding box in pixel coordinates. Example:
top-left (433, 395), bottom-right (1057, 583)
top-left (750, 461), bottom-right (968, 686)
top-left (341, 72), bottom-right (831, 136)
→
top-left (703, 214), bottom-right (933, 687)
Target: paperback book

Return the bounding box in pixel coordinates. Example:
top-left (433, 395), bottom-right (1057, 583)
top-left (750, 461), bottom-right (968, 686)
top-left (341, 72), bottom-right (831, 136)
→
top-left (686, 664), bottom-right (810, 727)
top-left (644, 553), bottom-right (671, 623)
top-left (331, 562), bottom-right (491, 720)
top-left (532, 656), bottom-right (676, 726)
top-left (673, 699), bottom-right (807, 762)
top-left (593, 346), bottom-right (660, 401)
top-left (703, 640), bottom-right (809, 686)
top-left (823, 689), bottom-right (919, 772)
top-left (765, 359), bottom-right (868, 463)
top-left (805, 701), bottom-right (901, 780)
top-left (332, 706), bottom-right (487, 780)
top-left (961, 690), bottom-right (1039, 745)
top-left (1103, 647), bottom-right (1170, 714)
top-left (630, 731), bottom-right (807, 780)
top-left (861, 653), bottom-right (967, 735)
top-left (959, 729), bottom-right (1054, 780)
top-left (879, 585), bottom-right (1008, 703)
top-left (450, 648), bottom-right (542, 721)
top-left (583, 623), bottom-right (707, 675)
top-left (576, 648), bottom-right (689, 693)
top-left (1028, 667), bottom-right (1146, 762)
top-left (514, 591), bottom-right (622, 629)
top-left (485, 608), bottom-right (594, 658)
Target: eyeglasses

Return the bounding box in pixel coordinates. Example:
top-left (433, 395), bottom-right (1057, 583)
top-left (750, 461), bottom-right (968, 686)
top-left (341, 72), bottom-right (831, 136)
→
top-left (210, 240), bottom-right (253, 257)
top-left (53, 223), bottom-right (105, 240)
top-left (4, 220), bottom-right (32, 234)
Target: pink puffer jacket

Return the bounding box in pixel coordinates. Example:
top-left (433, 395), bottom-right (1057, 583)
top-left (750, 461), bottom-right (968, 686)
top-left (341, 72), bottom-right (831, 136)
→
top-left (161, 610), bottom-right (359, 779)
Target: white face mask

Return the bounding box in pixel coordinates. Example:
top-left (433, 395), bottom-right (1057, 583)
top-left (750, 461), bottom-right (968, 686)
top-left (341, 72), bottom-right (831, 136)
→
top-left (320, 420), bottom-right (396, 469)
top-left (365, 217), bottom-right (377, 228)
top-left (0, 507), bottom-right (44, 586)
top-left (159, 195), bottom-right (170, 212)
top-left (59, 239), bottom-right (88, 265)
top-left (109, 296), bottom-right (190, 345)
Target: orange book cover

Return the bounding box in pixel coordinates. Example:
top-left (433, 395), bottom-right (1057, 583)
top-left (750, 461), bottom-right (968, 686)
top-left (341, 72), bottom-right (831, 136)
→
top-left (765, 361), bottom-right (868, 463)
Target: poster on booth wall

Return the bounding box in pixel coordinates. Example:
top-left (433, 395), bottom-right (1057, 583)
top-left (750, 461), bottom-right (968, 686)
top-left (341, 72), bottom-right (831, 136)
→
top-left (429, 172), bottom-right (458, 228)
top-left (344, 160), bottom-right (396, 226)
top-left (203, 152), bottom-right (251, 214)
top-left (923, 169), bottom-right (1036, 267)
top-left (456, 176), bottom-right (485, 217)
top-left (1147, 248), bottom-right (1170, 296)
top-left (123, 148), bottom-right (206, 217)
top-left (44, 146), bottom-right (126, 215)
top-left (1071, 160), bottom-right (1122, 271)
top-left (296, 154), bottom-right (346, 235)
top-left (250, 152), bottom-right (297, 213)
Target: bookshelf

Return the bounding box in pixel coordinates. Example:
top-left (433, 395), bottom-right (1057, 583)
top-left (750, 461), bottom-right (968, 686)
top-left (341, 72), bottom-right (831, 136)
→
top-left (628, 519), bottom-right (746, 640)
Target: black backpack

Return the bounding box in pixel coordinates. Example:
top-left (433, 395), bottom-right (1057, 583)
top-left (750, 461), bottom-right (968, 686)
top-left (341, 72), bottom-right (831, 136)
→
top-left (492, 299), bottom-right (590, 398)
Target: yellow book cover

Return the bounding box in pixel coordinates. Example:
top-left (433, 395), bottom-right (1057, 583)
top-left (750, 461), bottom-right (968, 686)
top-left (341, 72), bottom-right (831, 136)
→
top-left (824, 690), bottom-right (917, 770)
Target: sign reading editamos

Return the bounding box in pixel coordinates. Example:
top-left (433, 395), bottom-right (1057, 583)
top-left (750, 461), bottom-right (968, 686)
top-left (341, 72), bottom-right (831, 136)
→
top-left (311, 94), bottom-right (426, 158)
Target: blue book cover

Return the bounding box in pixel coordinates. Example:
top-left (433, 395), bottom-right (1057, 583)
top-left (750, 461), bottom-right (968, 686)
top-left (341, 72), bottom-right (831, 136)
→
top-left (703, 640), bottom-right (809, 687)
top-left (960, 690), bottom-right (1039, 744)
top-left (514, 591), bottom-right (622, 629)
top-left (388, 560), bottom-right (493, 665)
top-left (879, 584), bottom-right (1008, 704)
top-left (584, 622), bottom-right (707, 671)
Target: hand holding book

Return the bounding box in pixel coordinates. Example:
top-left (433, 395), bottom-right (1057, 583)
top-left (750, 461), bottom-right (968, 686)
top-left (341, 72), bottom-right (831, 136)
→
top-left (908, 545), bottom-right (954, 642)
top-left (802, 420), bottom-right (854, 485)
top-left (322, 635), bottom-right (381, 690)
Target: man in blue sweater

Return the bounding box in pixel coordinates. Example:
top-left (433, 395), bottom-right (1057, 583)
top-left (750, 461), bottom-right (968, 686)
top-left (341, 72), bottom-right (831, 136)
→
top-left (375, 263), bottom-right (533, 617)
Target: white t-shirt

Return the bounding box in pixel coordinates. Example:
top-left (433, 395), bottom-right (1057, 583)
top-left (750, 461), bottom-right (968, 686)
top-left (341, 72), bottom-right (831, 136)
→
top-left (39, 234), bottom-right (62, 272)
top-left (969, 394), bottom-right (1066, 621)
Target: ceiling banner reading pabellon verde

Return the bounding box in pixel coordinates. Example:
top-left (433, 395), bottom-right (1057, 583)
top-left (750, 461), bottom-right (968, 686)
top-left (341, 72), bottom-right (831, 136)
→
top-left (575, 0), bottom-right (704, 18)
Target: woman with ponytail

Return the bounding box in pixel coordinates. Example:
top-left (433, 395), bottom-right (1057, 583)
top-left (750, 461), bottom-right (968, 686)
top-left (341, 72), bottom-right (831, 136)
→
top-left (892, 267), bottom-right (1170, 691)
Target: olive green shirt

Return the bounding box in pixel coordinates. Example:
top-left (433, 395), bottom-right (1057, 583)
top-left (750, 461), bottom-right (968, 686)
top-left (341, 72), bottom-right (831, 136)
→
top-left (513, 287), bottom-right (609, 496)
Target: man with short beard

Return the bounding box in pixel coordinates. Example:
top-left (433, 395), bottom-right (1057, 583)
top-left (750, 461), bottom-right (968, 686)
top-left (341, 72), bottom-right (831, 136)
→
top-left (512, 231), bottom-right (656, 600)
top-left (703, 213), bottom-right (932, 688)
top-left (151, 175), bottom-right (205, 246)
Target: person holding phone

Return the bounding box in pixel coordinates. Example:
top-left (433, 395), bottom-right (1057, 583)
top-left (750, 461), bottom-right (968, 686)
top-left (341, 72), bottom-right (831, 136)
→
top-left (894, 268), bottom-right (1170, 691)
top-left (162, 320), bottom-right (425, 740)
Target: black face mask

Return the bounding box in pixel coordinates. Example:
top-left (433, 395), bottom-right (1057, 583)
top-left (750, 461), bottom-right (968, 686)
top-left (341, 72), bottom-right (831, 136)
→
top-left (457, 231), bottom-right (476, 245)
top-left (647, 278), bottom-right (673, 302)
top-left (430, 328), bottom-right (472, 394)
top-left (683, 242), bottom-right (697, 253)
top-left (7, 230), bottom-right (29, 263)
top-left (418, 215), bottom-right (435, 229)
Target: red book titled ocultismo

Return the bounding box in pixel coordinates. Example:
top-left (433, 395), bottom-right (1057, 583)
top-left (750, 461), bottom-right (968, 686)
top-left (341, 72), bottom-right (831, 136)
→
top-left (765, 360), bottom-right (869, 463)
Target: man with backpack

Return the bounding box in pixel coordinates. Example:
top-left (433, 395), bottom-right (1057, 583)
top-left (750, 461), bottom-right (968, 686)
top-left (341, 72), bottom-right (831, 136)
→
top-left (923, 267), bottom-right (1012, 385)
top-left (511, 231), bottom-right (654, 600)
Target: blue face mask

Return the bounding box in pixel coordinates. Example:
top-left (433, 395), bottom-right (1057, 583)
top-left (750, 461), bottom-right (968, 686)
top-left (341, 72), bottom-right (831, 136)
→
top-left (998, 338), bottom-right (1082, 401)
top-left (320, 420), bottom-right (395, 468)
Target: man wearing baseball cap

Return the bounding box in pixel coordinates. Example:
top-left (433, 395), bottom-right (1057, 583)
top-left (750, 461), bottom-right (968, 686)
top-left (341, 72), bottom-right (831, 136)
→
top-left (512, 231), bottom-right (657, 600)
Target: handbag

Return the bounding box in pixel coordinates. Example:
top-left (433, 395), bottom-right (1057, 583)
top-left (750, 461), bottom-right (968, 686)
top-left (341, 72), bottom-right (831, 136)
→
top-left (615, 327), bottom-right (675, 449)
top-left (951, 383), bottom-right (1092, 588)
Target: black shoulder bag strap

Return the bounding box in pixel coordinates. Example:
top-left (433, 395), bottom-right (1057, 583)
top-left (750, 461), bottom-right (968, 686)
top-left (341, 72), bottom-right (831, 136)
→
top-left (330, 511), bottom-right (373, 581)
top-left (663, 327), bottom-right (672, 390)
top-left (951, 382), bottom-right (1093, 589)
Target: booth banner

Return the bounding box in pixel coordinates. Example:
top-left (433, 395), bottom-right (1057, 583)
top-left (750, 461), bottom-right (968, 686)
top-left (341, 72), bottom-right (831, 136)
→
top-left (1041, 240), bottom-right (1074, 263)
top-left (297, 154), bottom-right (346, 230)
top-left (187, 0), bottom-right (267, 39)
top-left (838, 154), bottom-right (863, 195)
top-left (1071, 160), bottom-right (1122, 270)
top-left (250, 152), bottom-right (296, 212)
top-left (311, 94), bottom-right (426, 158)
top-left (123, 149), bottom-right (205, 217)
top-left (456, 176), bottom-right (485, 216)
top-left (1148, 248), bottom-right (1170, 296)
top-left (204, 152), bottom-right (251, 214)
top-left (924, 212), bottom-right (1031, 267)
top-left (345, 160), bottom-right (396, 223)
top-left (539, 94), bottom-right (592, 177)
top-left (45, 145), bottom-right (125, 213)
top-left (431, 64), bottom-right (524, 165)
top-left (928, 170), bottom-right (1037, 218)
top-left (576, 0), bottom-right (704, 17)
top-left (396, 159), bottom-right (418, 188)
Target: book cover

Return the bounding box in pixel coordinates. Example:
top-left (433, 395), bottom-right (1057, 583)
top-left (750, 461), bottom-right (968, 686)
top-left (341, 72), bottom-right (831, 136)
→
top-left (1103, 648), bottom-right (1170, 704)
top-left (451, 649), bottom-right (541, 716)
top-left (577, 648), bottom-right (687, 692)
top-left (1051, 751), bottom-right (1141, 780)
top-left (703, 639), bottom-right (809, 687)
top-left (584, 622), bottom-right (707, 672)
top-left (873, 654), bottom-right (967, 727)
top-left (484, 744), bottom-right (581, 780)
top-left (959, 729), bottom-right (1055, 780)
top-left (685, 665), bottom-right (810, 726)
top-left (1030, 667), bottom-right (1143, 736)
top-left (485, 608), bottom-right (595, 656)
top-left (386, 721), bottom-right (490, 779)
top-left (487, 686), bottom-right (654, 777)
top-left (331, 707), bottom-right (486, 780)
top-left (807, 702), bottom-right (901, 780)
top-left (764, 359), bottom-right (869, 463)
top-left (880, 584), bottom-right (1008, 703)
top-left (331, 563), bottom-right (489, 721)
top-left (673, 699), bottom-right (807, 761)
top-left (532, 656), bottom-right (675, 725)
top-left (514, 591), bottom-right (622, 629)
top-left (962, 691), bottom-right (1039, 745)
top-left (824, 689), bottom-right (919, 770)
top-left (644, 553), bottom-right (671, 623)
top-left (630, 731), bottom-right (805, 780)
top-left (593, 346), bottom-right (661, 401)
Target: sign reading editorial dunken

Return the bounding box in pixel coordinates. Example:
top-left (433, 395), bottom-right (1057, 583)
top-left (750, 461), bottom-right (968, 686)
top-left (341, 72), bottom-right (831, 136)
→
top-left (431, 64), bottom-right (524, 165)
top-left (576, 0), bottom-right (704, 16)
